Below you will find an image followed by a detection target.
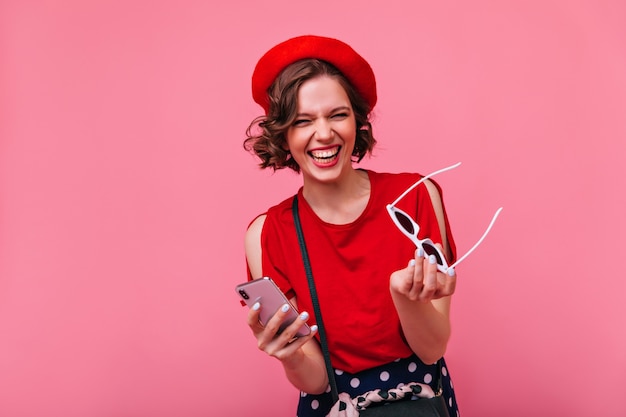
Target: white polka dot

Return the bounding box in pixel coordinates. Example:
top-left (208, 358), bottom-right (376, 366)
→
top-left (394, 358), bottom-right (401, 362)
top-left (450, 379), bottom-right (454, 389)
top-left (442, 366), bottom-right (448, 377)
top-left (325, 385), bottom-right (331, 393)
top-left (350, 378), bottom-right (361, 388)
top-left (449, 397), bottom-right (453, 407)
top-left (423, 373), bottom-right (433, 384)
top-left (408, 362), bottom-right (417, 372)
top-left (335, 369), bottom-right (344, 375)
top-left (300, 391), bottom-right (307, 397)
top-left (380, 371), bottom-right (390, 381)
top-left (311, 400), bottom-right (319, 410)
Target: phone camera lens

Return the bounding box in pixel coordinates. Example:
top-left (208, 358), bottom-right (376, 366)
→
top-left (239, 290), bottom-right (249, 300)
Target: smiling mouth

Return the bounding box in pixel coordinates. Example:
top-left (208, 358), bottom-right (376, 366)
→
top-left (309, 146), bottom-right (341, 163)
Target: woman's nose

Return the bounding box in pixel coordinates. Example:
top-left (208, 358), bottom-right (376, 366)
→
top-left (314, 119), bottom-right (333, 141)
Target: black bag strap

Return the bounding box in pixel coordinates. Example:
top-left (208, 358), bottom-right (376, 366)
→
top-left (291, 194), bottom-right (443, 402)
top-left (292, 195), bottom-right (339, 403)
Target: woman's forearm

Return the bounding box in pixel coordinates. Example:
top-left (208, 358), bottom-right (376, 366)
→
top-left (281, 342), bottom-right (329, 394)
top-left (392, 295), bottom-right (452, 364)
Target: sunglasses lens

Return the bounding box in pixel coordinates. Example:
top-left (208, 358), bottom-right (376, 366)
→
top-left (422, 243), bottom-right (444, 266)
top-left (394, 211), bottom-right (415, 235)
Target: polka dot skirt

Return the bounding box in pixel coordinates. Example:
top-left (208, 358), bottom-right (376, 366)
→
top-left (296, 355), bottom-right (459, 417)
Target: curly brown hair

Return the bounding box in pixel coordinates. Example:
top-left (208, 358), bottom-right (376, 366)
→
top-left (244, 59), bottom-right (376, 172)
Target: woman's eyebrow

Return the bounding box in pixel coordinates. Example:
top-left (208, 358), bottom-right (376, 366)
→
top-left (296, 106), bottom-right (352, 117)
top-left (330, 106), bottom-right (351, 113)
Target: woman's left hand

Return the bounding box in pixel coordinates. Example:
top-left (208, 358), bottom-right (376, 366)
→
top-left (389, 246), bottom-right (456, 303)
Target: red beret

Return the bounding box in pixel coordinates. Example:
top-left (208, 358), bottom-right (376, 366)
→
top-left (251, 35), bottom-right (377, 114)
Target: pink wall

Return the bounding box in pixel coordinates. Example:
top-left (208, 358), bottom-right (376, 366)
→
top-left (1, 1), bottom-right (625, 416)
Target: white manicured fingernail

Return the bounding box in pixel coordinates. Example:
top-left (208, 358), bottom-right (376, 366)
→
top-left (252, 302), bottom-right (260, 311)
top-left (447, 267), bottom-right (456, 277)
top-left (417, 248), bottom-right (424, 258)
top-left (310, 325), bottom-right (318, 332)
top-left (281, 304), bottom-right (290, 313)
top-left (299, 312), bottom-right (309, 321)
top-left (428, 255), bottom-right (437, 264)
top-left (409, 259), bottom-right (416, 267)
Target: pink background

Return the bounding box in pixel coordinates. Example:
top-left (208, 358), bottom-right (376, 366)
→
top-left (1, 1), bottom-right (625, 416)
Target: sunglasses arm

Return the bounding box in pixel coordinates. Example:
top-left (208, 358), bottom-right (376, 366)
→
top-left (448, 207), bottom-right (504, 270)
top-left (390, 162), bottom-right (462, 207)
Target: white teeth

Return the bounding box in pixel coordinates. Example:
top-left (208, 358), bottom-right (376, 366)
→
top-left (311, 148), bottom-right (339, 159)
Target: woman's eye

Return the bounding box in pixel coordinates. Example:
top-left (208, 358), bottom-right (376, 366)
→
top-left (292, 119), bottom-right (310, 126)
top-left (331, 113), bottom-right (348, 119)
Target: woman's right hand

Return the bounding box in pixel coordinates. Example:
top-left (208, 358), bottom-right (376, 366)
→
top-left (247, 301), bottom-right (318, 364)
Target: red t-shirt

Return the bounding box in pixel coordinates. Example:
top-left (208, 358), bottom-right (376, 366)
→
top-left (253, 170), bottom-right (456, 373)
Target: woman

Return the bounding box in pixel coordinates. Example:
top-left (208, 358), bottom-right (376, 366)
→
top-left (242, 35), bottom-right (460, 417)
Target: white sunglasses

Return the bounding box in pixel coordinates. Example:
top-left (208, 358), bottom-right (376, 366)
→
top-left (386, 162), bottom-right (503, 273)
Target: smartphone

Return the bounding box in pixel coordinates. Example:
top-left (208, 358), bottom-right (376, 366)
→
top-left (236, 277), bottom-right (311, 338)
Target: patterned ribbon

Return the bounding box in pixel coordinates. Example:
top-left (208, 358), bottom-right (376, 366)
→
top-left (326, 382), bottom-right (436, 417)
